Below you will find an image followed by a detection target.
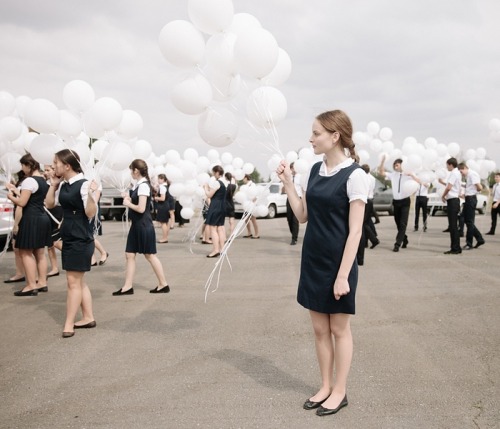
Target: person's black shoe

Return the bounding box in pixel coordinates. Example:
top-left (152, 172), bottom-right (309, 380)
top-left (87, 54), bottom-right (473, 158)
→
top-left (150, 285), bottom-right (170, 294)
top-left (37, 286), bottom-right (48, 292)
top-left (423, 226), bottom-right (427, 232)
top-left (393, 245), bottom-right (399, 252)
top-left (112, 288), bottom-right (134, 296)
top-left (304, 395), bottom-right (330, 410)
top-left (74, 321), bottom-right (97, 329)
top-left (402, 238), bottom-right (408, 249)
top-left (370, 240), bottom-right (380, 249)
top-left (463, 245), bottom-right (473, 250)
top-left (442, 228), bottom-right (450, 233)
top-left (316, 395), bottom-right (348, 416)
top-left (4, 276), bottom-right (26, 283)
top-left (474, 241), bottom-right (485, 249)
top-left (413, 227), bottom-right (418, 232)
top-left (290, 239), bottom-right (297, 245)
top-left (485, 231), bottom-right (494, 235)
top-left (14, 289), bottom-right (38, 296)
top-left (444, 250), bottom-right (462, 254)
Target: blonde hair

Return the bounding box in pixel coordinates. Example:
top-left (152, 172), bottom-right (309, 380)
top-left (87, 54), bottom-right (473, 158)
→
top-left (316, 110), bottom-right (357, 160)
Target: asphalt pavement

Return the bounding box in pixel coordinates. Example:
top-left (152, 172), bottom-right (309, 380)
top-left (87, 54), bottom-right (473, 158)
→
top-left (0, 212), bottom-right (499, 429)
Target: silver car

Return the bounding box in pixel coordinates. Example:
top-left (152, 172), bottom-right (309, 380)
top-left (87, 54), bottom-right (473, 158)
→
top-left (0, 188), bottom-right (15, 248)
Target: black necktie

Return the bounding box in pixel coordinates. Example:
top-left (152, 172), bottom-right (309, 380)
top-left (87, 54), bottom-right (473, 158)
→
top-left (398, 174), bottom-right (402, 193)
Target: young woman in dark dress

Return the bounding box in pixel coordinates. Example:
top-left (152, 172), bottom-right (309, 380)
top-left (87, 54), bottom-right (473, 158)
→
top-left (6, 154), bottom-right (52, 296)
top-left (153, 174), bottom-right (170, 243)
top-left (46, 149), bottom-right (98, 338)
top-left (113, 159), bottom-right (170, 295)
top-left (224, 172), bottom-right (237, 236)
top-left (203, 165), bottom-right (226, 258)
top-left (277, 110), bottom-right (368, 417)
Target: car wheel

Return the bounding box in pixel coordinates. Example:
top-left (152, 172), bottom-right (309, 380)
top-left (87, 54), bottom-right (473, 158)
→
top-left (267, 204), bottom-right (277, 219)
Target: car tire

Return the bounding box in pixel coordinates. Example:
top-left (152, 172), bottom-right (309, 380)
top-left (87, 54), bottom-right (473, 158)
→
top-left (267, 204), bottom-right (277, 219)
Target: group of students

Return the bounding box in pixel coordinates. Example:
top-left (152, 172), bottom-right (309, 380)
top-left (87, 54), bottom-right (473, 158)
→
top-left (4, 152), bottom-right (174, 338)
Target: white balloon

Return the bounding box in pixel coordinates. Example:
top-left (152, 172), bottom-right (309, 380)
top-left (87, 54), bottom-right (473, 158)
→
top-left (82, 109), bottom-right (105, 139)
top-left (267, 154), bottom-right (281, 171)
top-left (24, 98), bottom-right (60, 134)
top-left (435, 143), bottom-right (448, 157)
top-left (29, 134), bottom-right (65, 165)
top-left (286, 151), bottom-right (298, 164)
top-left (366, 121), bottom-right (380, 136)
top-left (369, 138), bottom-right (382, 153)
top-left (196, 156), bottom-right (211, 172)
top-left (169, 182), bottom-right (186, 197)
top-left (422, 149), bottom-right (438, 169)
top-left (171, 73), bottom-right (213, 115)
top-left (205, 31), bottom-right (238, 75)
top-left (447, 142), bottom-right (460, 157)
top-left (402, 179), bottom-right (419, 195)
top-left (165, 164), bottom-right (183, 182)
top-left (475, 147), bottom-right (486, 160)
top-left (233, 168), bottom-right (245, 180)
top-left (183, 148), bottom-right (199, 162)
top-left (158, 20), bottom-right (205, 68)
top-left (353, 131), bottom-right (370, 146)
top-left (0, 152), bottom-right (21, 175)
top-left (196, 172), bottom-right (210, 185)
top-left (91, 97), bottom-right (123, 131)
top-left (405, 154), bottom-right (422, 172)
top-left (165, 149), bottom-right (181, 165)
top-left (232, 157), bottom-right (244, 169)
top-left (69, 142), bottom-right (91, 165)
top-left (261, 48), bottom-right (292, 86)
top-left (198, 106), bottom-right (238, 147)
top-left (220, 151), bottom-right (233, 164)
top-left (254, 204), bottom-right (269, 218)
top-left (234, 27), bottom-right (279, 79)
top-left (358, 149), bottom-right (370, 164)
top-left (63, 80), bottom-right (95, 114)
top-left (0, 91), bottom-right (16, 118)
top-left (58, 109), bottom-right (82, 139)
top-left (206, 149), bottom-right (220, 162)
top-left (133, 139), bottom-right (152, 159)
top-left (242, 162), bottom-right (254, 175)
top-left (298, 147), bottom-right (315, 162)
top-left (0, 116), bottom-right (23, 141)
top-left (382, 140), bottom-right (394, 153)
top-left (178, 159), bottom-right (197, 179)
top-left (488, 118), bottom-right (500, 132)
top-left (228, 13), bottom-right (261, 36)
top-left (117, 110), bottom-right (143, 139)
top-left (91, 139), bottom-right (108, 160)
top-left (464, 149), bottom-right (476, 160)
top-left (379, 127), bottom-right (393, 141)
top-left (180, 207), bottom-right (195, 220)
top-left (15, 95), bottom-right (32, 119)
top-left (188, 0), bottom-right (234, 35)
top-left (424, 137), bottom-right (438, 149)
top-left (204, 67), bottom-right (241, 102)
top-left (293, 158), bottom-right (310, 174)
top-left (101, 141), bottom-right (134, 171)
top-left (246, 86), bottom-right (287, 128)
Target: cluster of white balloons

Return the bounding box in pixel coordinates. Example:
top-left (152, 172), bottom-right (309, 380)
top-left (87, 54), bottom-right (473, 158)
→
top-left (353, 120), bottom-right (497, 182)
top-left (0, 82), bottom-right (148, 181)
top-left (158, 0), bottom-right (291, 148)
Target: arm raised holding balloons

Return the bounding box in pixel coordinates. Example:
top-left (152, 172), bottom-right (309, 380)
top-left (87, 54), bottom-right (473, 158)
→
top-left (276, 160), bottom-right (308, 223)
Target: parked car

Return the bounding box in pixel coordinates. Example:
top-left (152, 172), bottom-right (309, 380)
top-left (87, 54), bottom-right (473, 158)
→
top-left (99, 186), bottom-right (126, 221)
top-left (426, 192), bottom-right (488, 216)
top-left (234, 182), bottom-right (287, 219)
top-left (373, 178), bottom-right (394, 215)
top-left (0, 188), bottom-right (15, 249)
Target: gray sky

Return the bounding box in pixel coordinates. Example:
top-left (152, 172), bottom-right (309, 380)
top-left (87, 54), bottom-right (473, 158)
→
top-left (1, 0), bottom-right (499, 174)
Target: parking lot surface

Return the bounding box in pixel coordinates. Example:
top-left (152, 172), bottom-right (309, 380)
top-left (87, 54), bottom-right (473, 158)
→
top-left (0, 213), bottom-right (498, 428)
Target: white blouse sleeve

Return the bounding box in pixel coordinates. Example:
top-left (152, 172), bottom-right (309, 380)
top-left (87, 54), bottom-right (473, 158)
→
top-left (137, 182), bottom-right (150, 197)
top-left (20, 177), bottom-right (39, 193)
top-left (347, 168), bottom-right (369, 203)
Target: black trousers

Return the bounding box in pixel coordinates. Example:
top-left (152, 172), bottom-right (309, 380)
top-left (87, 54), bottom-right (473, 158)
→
top-left (446, 198), bottom-right (461, 252)
top-left (463, 196), bottom-right (484, 246)
top-left (286, 200), bottom-right (299, 241)
top-left (414, 196), bottom-right (428, 229)
top-left (393, 197), bottom-right (410, 247)
top-left (364, 199), bottom-right (378, 245)
top-left (490, 202), bottom-right (499, 233)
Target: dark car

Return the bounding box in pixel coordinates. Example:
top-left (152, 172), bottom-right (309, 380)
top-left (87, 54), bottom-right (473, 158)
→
top-left (373, 178), bottom-right (394, 215)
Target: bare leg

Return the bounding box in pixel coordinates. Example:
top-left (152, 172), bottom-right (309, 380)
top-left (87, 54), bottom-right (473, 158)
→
top-left (308, 310), bottom-right (334, 402)
top-left (209, 225), bottom-right (220, 255)
top-left (251, 216), bottom-right (259, 237)
top-left (169, 211), bottom-right (175, 229)
top-left (144, 254), bottom-right (167, 286)
top-left (321, 313), bottom-right (353, 409)
top-left (75, 281), bottom-right (95, 325)
top-left (228, 216), bottom-right (235, 236)
top-left (94, 238), bottom-right (108, 262)
top-left (8, 240), bottom-right (25, 279)
top-left (33, 248), bottom-right (48, 286)
top-left (122, 252), bottom-right (136, 291)
top-left (19, 249), bottom-right (37, 291)
top-left (63, 271), bottom-right (85, 333)
top-left (217, 225), bottom-right (226, 251)
top-left (159, 222), bottom-right (170, 242)
top-left (47, 246), bottom-right (59, 275)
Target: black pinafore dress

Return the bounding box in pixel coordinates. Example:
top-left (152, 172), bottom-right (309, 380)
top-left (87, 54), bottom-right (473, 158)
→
top-left (59, 179), bottom-right (95, 272)
top-left (205, 180), bottom-right (226, 226)
top-left (156, 184), bottom-right (170, 223)
top-left (297, 162), bottom-right (361, 314)
top-left (16, 176), bottom-right (52, 249)
top-left (125, 182), bottom-right (157, 254)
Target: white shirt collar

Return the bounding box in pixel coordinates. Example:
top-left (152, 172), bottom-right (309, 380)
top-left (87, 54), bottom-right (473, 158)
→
top-left (66, 173), bottom-right (84, 185)
top-left (319, 157), bottom-right (354, 176)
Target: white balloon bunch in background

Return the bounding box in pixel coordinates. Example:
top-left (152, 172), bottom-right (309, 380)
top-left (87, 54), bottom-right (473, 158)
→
top-left (158, 0), bottom-right (291, 152)
top-left (352, 120), bottom-right (497, 184)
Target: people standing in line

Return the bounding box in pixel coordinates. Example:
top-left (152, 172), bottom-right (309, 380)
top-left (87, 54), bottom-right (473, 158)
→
top-left (6, 154), bottom-right (52, 296)
top-left (277, 110), bottom-right (368, 417)
top-left (113, 159), bottom-right (170, 295)
top-left (4, 170), bottom-right (27, 284)
top-left (204, 165), bottom-right (227, 258)
top-left (360, 164), bottom-right (379, 249)
top-left (153, 174), bottom-right (170, 243)
top-left (242, 174), bottom-right (260, 239)
top-left (458, 162), bottom-right (485, 250)
top-left (441, 157), bottom-right (462, 254)
top-left (486, 172), bottom-right (500, 235)
top-left (45, 149), bottom-right (97, 337)
top-left (414, 178), bottom-right (430, 232)
top-left (224, 172), bottom-right (237, 237)
top-left (378, 156), bottom-right (419, 252)
top-left (286, 162), bottom-right (301, 245)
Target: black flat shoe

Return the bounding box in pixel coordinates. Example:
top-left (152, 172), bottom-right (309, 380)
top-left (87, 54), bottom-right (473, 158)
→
top-left (99, 253), bottom-right (109, 266)
top-left (474, 241), bottom-right (485, 248)
top-left (316, 395), bottom-right (348, 416)
top-left (303, 395), bottom-right (329, 410)
top-left (74, 320), bottom-right (97, 329)
top-left (206, 253), bottom-right (220, 258)
top-left (150, 285), bottom-right (170, 294)
top-left (91, 261), bottom-right (97, 267)
top-left (4, 276), bottom-right (26, 283)
top-left (14, 289), bottom-right (38, 296)
top-left (370, 240), bottom-right (380, 249)
top-left (62, 331), bottom-right (75, 338)
top-left (47, 272), bottom-right (60, 278)
top-left (112, 288), bottom-right (134, 296)
top-left (37, 286), bottom-right (48, 292)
